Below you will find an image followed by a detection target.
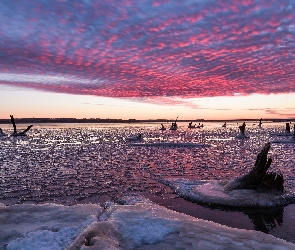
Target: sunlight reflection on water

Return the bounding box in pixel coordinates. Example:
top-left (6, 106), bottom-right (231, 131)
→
top-left (1, 121), bottom-right (295, 242)
top-left (1, 122), bottom-right (295, 203)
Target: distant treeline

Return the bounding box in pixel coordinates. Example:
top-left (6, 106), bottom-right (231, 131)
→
top-left (0, 118), bottom-right (294, 124)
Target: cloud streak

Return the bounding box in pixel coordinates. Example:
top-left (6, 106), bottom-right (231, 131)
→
top-left (0, 0), bottom-right (295, 101)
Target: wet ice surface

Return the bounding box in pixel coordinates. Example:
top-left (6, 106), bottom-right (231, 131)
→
top-left (0, 203), bottom-right (102, 250)
top-left (161, 179), bottom-right (294, 207)
top-left (68, 198), bottom-right (295, 250)
top-left (1, 122), bottom-right (295, 243)
top-left (2, 198), bottom-right (295, 250)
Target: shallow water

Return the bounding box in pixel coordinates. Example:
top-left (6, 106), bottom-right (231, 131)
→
top-left (1, 121), bottom-right (295, 243)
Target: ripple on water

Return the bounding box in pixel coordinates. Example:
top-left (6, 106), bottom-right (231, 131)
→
top-left (1, 123), bottom-right (295, 241)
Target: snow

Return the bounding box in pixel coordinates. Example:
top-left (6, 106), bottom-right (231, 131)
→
top-left (1, 197), bottom-right (295, 250)
top-left (0, 203), bottom-right (102, 250)
top-left (68, 198), bottom-right (295, 249)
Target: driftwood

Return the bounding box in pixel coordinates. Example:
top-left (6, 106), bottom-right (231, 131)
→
top-left (10, 115), bottom-right (33, 136)
top-left (0, 128), bottom-right (6, 136)
top-left (223, 142), bottom-right (284, 192)
top-left (244, 206), bottom-right (283, 233)
top-left (286, 123), bottom-right (290, 134)
top-left (239, 122), bottom-right (246, 135)
top-left (258, 118), bottom-right (262, 128)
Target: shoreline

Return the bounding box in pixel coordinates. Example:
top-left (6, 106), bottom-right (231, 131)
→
top-left (0, 117), bottom-right (294, 124)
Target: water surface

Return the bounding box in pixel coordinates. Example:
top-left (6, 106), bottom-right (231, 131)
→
top-left (1, 121), bottom-right (295, 243)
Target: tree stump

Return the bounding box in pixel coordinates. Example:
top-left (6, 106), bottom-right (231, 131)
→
top-left (258, 118), bottom-right (262, 128)
top-left (223, 142), bottom-right (284, 192)
top-left (286, 123), bottom-right (290, 134)
top-left (0, 128), bottom-right (6, 136)
top-left (239, 122), bottom-right (246, 135)
top-left (10, 115), bottom-right (33, 136)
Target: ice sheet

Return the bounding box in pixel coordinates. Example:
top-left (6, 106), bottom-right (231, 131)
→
top-left (128, 142), bottom-right (210, 147)
top-left (161, 178), bottom-right (295, 207)
top-left (1, 198), bottom-right (295, 250)
top-left (0, 203), bottom-right (102, 250)
top-left (68, 200), bottom-right (295, 250)
top-left (272, 137), bottom-right (295, 144)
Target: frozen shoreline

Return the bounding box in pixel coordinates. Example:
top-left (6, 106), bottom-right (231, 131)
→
top-left (2, 198), bottom-right (295, 250)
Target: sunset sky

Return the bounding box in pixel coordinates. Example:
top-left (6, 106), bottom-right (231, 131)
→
top-left (0, 0), bottom-right (295, 120)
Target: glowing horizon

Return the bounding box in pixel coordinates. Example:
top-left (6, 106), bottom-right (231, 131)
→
top-left (0, 0), bottom-right (295, 119)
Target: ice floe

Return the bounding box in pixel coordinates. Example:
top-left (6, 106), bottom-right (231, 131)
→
top-left (1, 198), bottom-right (295, 250)
top-left (68, 198), bottom-right (295, 249)
top-left (161, 178), bottom-right (295, 208)
top-left (128, 142), bottom-right (211, 147)
top-left (272, 137), bottom-right (295, 144)
top-left (0, 203), bottom-right (102, 250)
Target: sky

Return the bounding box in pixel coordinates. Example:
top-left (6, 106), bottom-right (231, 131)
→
top-left (0, 0), bottom-right (295, 120)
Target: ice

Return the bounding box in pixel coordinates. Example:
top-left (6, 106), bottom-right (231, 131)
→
top-left (128, 142), bottom-right (211, 147)
top-left (161, 178), bottom-right (295, 207)
top-left (125, 134), bottom-right (143, 142)
top-left (235, 132), bottom-right (250, 139)
top-left (7, 228), bottom-right (83, 250)
top-left (272, 137), bottom-right (295, 144)
top-left (1, 122), bottom-right (295, 246)
top-left (67, 200), bottom-right (295, 249)
top-left (0, 203), bottom-right (102, 249)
